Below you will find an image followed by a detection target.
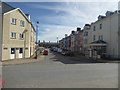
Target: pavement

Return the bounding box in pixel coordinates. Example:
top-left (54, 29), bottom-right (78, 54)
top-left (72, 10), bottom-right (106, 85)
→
top-left (74, 54), bottom-right (120, 63)
top-left (1, 54), bottom-right (45, 66)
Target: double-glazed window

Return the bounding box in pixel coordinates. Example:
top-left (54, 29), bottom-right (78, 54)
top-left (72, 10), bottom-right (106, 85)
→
top-left (11, 32), bottom-right (16, 39)
top-left (93, 26), bottom-right (96, 31)
top-left (93, 35), bottom-right (96, 41)
top-left (11, 18), bottom-right (17, 25)
top-left (99, 35), bottom-right (103, 40)
top-left (100, 24), bottom-right (102, 29)
top-left (11, 48), bottom-right (15, 54)
top-left (20, 20), bottom-right (25, 27)
top-left (84, 32), bottom-right (88, 36)
top-left (19, 34), bottom-right (24, 39)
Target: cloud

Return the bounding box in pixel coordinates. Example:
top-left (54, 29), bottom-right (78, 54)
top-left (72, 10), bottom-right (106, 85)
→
top-left (3, 0), bottom-right (119, 2)
top-left (33, 2), bottom-right (118, 26)
top-left (37, 24), bottom-right (76, 42)
top-left (32, 2), bottom-right (118, 41)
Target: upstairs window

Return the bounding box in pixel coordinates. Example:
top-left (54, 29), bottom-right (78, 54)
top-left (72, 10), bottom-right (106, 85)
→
top-left (11, 18), bottom-right (17, 25)
top-left (19, 34), bottom-right (24, 39)
top-left (93, 26), bottom-right (96, 31)
top-left (100, 24), bottom-right (102, 29)
top-left (93, 35), bottom-right (96, 41)
top-left (84, 32), bottom-right (88, 36)
top-left (20, 20), bottom-right (25, 27)
top-left (11, 32), bottom-right (16, 39)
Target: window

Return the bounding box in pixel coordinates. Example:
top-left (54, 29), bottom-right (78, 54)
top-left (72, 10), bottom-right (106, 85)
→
top-left (20, 20), bottom-right (25, 27)
top-left (99, 35), bottom-right (103, 40)
top-left (19, 48), bottom-right (23, 53)
top-left (11, 32), bottom-right (16, 39)
top-left (93, 35), bottom-right (96, 41)
top-left (100, 24), bottom-right (102, 29)
top-left (93, 26), bottom-right (96, 31)
top-left (20, 34), bottom-right (24, 39)
top-left (11, 18), bottom-right (17, 25)
top-left (84, 32), bottom-right (88, 36)
top-left (11, 48), bottom-right (15, 54)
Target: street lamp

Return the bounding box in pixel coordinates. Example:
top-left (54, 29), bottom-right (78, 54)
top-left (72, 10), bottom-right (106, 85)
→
top-left (35, 21), bottom-right (39, 59)
top-left (57, 37), bottom-right (58, 43)
top-left (22, 29), bottom-right (28, 58)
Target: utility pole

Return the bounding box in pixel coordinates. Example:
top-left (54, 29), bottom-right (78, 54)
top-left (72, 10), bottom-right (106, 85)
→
top-left (35, 21), bottom-right (39, 59)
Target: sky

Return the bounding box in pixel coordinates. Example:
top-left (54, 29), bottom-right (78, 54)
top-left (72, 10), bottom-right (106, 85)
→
top-left (6, 1), bottom-right (118, 42)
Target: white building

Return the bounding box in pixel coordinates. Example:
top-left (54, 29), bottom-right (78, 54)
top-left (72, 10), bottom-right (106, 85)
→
top-left (89, 10), bottom-right (120, 58)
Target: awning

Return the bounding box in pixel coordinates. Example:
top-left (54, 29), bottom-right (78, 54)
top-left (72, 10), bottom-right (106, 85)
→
top-left (90, 40), bottom-right (107, 46)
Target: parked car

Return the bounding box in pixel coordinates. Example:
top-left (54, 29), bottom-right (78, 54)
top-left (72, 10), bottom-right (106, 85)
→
top-left (43, 50), bottom-right (48, 55)
top-left (61, 51), bottom-right (74, 56)
top-left (61, 51), bottom-right (66, 56)
top-left (57, 48), bottom-right (62, 53)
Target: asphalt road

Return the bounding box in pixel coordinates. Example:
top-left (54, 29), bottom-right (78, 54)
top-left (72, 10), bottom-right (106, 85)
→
top-left (2, 51), bottom-right (118, 88)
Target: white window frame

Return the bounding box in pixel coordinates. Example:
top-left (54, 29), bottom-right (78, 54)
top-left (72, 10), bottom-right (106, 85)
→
top-left (100, 24), bottom-right (102, 30)
top-left (93, 26), bottom-right (96, 31)
top-left (11, 32), bottom-right (16, 39)
top-left (19, 33), bottom-right (24, 39)
top-left (11, 18), bottom-right (17, 25)
top-left (20, 20), bottom-right (25, 27)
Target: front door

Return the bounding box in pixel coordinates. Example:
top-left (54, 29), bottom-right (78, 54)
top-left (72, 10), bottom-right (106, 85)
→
top-left (19, 48), bottom-right (23, 58)
top-left (10, 48), bottom-right (15, 59)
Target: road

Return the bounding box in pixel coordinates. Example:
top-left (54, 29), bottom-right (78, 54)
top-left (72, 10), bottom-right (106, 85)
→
top-left (2, 51), bottom-right (118, 88)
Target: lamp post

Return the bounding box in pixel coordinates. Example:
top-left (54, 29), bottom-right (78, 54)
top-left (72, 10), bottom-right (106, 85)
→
top-left (35, 21), bottom-right (39, 59)
top-left (22, 29), bottom-right (28, 58)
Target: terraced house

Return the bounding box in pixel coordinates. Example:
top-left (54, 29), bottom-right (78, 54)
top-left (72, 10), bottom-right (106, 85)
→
top-left (89, 10), bottom-right (120, 59)
top-left (60, 10), bottom-right (120, 59)
top-left (0, 2), bottom-right (36, 61)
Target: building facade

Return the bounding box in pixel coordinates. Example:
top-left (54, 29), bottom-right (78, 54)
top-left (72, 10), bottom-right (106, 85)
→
top-left (83, 24), bottom-right (91, 56)
top-left (1, 2), bottom-right (35, 61)
top-left (89, 11), bottom-right (120, 58)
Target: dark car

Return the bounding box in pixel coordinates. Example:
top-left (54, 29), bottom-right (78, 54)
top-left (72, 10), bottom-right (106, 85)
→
top-left (61, 51), bottom-right (74, 56)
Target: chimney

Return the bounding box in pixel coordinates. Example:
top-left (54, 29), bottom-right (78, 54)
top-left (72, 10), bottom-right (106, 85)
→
top-left (71, 31), bottom-right (75, 34)
top-left (25, 14), bottom-right (30, 20)
top-left (84, 24), bottom-right (90, 29)
top-left (105, 11), bottom-right (114, 17)
top-left (65, 34), bottom-right (68, 37)
top-left (98, 15), bottom-right (106, 20)
top-left (77, 27), bottom-right (81, 31)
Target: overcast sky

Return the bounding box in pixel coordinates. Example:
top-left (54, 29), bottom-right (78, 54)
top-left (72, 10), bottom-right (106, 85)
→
top-left (6, 1), bottom-right (118, 42)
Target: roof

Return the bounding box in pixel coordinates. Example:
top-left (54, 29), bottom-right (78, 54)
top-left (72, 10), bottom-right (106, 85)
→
top-left (2, 2), bottom-right (15, 13)
top-left (91, 10), bottom-right (119, 25)
top-left (4, 8), bottom-right (30, 22)
top-left (91, 40), bottom-right (107, 44)
top-left (90, 40), bottom-right (107, 46)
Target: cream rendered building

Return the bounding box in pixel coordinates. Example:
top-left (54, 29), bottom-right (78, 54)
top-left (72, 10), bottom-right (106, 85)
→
top-left (1, 2), bottom-right (35, 61)
top-left (83, 24), bottom-right (91, 55)
top-left (89, 11), bottom-right (120, 58)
